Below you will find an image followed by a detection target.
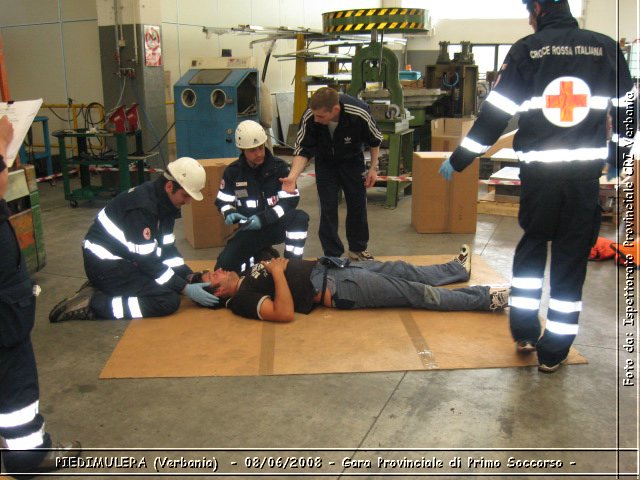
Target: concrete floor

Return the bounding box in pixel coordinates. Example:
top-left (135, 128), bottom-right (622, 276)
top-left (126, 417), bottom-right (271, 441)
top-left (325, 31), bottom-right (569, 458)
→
top-left (13, 164), bottom-right (636, 479)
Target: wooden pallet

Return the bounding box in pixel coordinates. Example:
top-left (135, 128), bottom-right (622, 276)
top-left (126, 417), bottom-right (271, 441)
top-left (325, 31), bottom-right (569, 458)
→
top-left (477, 192), bottom-right (619, 224)
top-left (477, 191), bottom-right (519, 217)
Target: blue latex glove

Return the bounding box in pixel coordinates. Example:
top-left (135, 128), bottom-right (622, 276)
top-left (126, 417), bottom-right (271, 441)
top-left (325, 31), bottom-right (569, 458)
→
top-left (184, 282), bottom-right (219, 307)
top-left (225, 212), bottom-right (248, 226)
top-left (439, 158), bottom-right (455, 181)
top-left (606, 165), bottom-right (618, 181)
top-left (243, 215), bottom-right (262, 231)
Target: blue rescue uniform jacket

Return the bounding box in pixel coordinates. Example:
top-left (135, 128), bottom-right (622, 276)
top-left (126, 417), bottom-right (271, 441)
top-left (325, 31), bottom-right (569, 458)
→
top-left (83, 179), bottom-right (192, 293)
top-left (449, 11), bottom-right (635, 178)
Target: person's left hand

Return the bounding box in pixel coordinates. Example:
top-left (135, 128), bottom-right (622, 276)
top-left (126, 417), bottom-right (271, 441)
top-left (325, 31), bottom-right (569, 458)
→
top-left (224, 212), bottom-right (247, 225)
top-left (243, 215), bottom-right (262, 231)
top-left (364, 168), bottom-right (377, 188)
top-left (439, 158), bottom-right (455, 181)
top-left (262, 257), bottom-right (289, 274)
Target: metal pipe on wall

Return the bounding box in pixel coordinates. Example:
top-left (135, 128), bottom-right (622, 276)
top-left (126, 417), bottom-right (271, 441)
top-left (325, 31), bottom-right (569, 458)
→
top-left (114, 0), bottom-right (121, 70)
top-left (132, 0), bottom-right (139, 64)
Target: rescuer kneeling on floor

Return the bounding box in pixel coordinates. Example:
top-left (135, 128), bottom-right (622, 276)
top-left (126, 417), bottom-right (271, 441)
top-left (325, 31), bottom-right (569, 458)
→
top-left (49, 157), bottom-right (219, 322)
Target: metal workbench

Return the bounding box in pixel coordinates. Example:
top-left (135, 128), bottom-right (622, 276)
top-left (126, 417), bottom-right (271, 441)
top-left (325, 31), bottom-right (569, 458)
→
top-left (52, 129), bottom-right (152, 207)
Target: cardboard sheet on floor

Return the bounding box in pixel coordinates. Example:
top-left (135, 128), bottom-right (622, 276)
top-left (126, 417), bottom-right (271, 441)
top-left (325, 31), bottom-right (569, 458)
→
top-left (100, 256), bottom-right (586, 379)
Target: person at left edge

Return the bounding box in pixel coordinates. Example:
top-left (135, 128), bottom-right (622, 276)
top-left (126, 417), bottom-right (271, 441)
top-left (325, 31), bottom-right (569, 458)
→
top-left (48, 157), bottom-right (220, 322)
top-left (0, 115), bottom-right (81, 474)
top-left (214, 120), bottom-right (309, 274)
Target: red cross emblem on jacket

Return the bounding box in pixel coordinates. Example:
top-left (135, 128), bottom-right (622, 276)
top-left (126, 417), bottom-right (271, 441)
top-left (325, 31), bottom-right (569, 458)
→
top-left (542, 76), bottom-right (591, 127)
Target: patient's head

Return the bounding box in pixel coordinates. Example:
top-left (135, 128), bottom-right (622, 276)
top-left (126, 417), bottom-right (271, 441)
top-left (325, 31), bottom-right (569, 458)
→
top-left (201, 268), bottom-right (241, 298)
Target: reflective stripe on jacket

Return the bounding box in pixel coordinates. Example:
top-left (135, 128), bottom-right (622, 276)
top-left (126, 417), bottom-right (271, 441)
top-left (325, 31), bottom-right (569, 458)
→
top-left (449, 11), bottom-right (636, 178)
top-left (215, 149), bottom-right (301, 227)
top-left (83, 179), bottom-right (191, 292)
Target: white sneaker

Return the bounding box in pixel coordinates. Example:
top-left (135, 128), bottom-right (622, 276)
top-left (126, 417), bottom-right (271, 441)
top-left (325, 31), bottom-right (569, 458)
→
top-left (455, 244), bottom-right (471, 275)
top-left (489, 287), bottom-right (510, 311)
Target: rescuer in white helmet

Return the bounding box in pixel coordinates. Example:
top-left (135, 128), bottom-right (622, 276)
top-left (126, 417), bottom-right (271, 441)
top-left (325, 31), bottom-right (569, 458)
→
top-left (49, 157), bottom-right (220, 322)
top-left (214, 120), bottom-right (309, 273)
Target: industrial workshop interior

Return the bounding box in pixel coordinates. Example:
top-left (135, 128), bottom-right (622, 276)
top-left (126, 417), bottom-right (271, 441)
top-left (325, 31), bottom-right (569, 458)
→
top-left (0, 0), bottom-right (638, 478)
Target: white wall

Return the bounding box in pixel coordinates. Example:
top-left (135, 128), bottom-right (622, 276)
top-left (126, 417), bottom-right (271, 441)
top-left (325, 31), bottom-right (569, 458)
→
top-left (160, 0), bottom-right (377, 96)
top-left (0, 0), bottom-right (102, 137)
top-left (0, 0), bottom-right (637, 134)
top-left (407, 0), bottom-right (639, 51)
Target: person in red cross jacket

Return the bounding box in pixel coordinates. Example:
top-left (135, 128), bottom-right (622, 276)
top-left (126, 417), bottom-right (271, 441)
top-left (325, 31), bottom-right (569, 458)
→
top-left (439, 0), bottom-right (636, 373)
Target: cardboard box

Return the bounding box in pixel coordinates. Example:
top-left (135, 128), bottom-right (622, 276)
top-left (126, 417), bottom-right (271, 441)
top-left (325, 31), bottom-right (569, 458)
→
top-left (22, 165), bottom-right (38, 192)
top-left (411, 152), bottom-right (479, 233)
top-left (431, 135), bottom-right (465, 152)
top-left (400, 79), bottom-right (424, 89)
top-left (182, 158), bottom-right (236, 248)
top-left (490, 166), bottom-right (521, 203)
top-left (430, 117), bottom-right (475, 152)
top-left (431, 117), bottom-right (475, 137)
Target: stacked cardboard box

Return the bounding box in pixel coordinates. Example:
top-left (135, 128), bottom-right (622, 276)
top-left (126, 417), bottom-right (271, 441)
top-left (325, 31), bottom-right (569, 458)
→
top-left (430, 117), bottom-right (475, 151)
top-left (182, 158), bottom-right (236, 248)
top-left (7, 168), bottom-right (46, 273)
top-left (411, 152), bottom-right (479, 233)
top-left (490, 166), bottom-right (521, 203)
top-left (400, 79), bottom-right (425, 89)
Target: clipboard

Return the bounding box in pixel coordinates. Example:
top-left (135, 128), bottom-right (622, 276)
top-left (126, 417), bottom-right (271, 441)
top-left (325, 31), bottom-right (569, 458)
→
top-left (0, 98), bottom-right (44, 167)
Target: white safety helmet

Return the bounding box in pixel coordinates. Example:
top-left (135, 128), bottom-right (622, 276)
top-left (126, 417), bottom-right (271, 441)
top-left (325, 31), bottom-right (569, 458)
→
top-left (235, 120), bottom-right (268, 149)
top-left (164, 157), bottom-right (206, 201)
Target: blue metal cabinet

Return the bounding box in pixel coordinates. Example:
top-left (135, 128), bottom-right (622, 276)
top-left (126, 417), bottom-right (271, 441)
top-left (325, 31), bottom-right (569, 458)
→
top-left (174, 68), bottom-right (260, 159)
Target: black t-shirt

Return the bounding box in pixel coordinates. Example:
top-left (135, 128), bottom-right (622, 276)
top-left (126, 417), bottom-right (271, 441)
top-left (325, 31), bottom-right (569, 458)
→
top-left (227, 259), bottom-right (318, 319)
top-left (0, 155), bottom-right (9, 221)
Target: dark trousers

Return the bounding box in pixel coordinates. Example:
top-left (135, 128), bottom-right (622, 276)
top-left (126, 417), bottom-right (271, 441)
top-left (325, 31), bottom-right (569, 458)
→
top-left (215, 209), bottom-right (309, 273)
top-left (0, 221), bottom-right (50, 472)
top-left (315, 161), bottom-right (369, 257)
top-left (83, 249), bottom-right (181, 319)
top-left (510, 170), bottom-right (601, 365)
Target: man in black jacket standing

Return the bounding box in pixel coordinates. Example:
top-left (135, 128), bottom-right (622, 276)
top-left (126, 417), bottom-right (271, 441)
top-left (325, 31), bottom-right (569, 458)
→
top-left (282, 87), bottom-right (383, 261)
top-left (49, 157), bottom-right (219, 322)
top-left (439, 0), bottom-right (636, 372)
top-left (215, 120), bottom-right (309, 273)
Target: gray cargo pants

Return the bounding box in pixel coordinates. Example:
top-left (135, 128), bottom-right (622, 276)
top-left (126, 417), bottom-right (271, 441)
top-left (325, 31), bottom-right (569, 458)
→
top-left (310, 259), bottom-right (490, 311)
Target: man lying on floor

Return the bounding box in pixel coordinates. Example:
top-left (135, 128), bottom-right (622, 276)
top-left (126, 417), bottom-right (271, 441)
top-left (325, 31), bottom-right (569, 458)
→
top-left (196, 245), bottom-right (509, 322)
top-left (49, 245), bottom-right (508, 322)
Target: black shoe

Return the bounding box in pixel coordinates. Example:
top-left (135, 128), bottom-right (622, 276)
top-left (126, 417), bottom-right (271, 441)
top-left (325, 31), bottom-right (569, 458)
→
top-left (49, 283), bottom-right (95, 323)
top-left (515, 340), bottom-right (536, 354)
top-left (32, 440), bottom-right (82, 473)
top-left (348, 250), bottom-right (374, 261)
top-left (538, 358), bottom-right (568, 373)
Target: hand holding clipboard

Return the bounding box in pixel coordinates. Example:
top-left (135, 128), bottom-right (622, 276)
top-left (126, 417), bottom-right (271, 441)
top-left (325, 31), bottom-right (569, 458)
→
top-left (0, 98), bottom-right (43, 167)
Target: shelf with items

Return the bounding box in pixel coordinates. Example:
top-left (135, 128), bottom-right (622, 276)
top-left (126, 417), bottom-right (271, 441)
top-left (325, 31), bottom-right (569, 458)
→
top-left (51, 128), bottom-right (155, 208)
